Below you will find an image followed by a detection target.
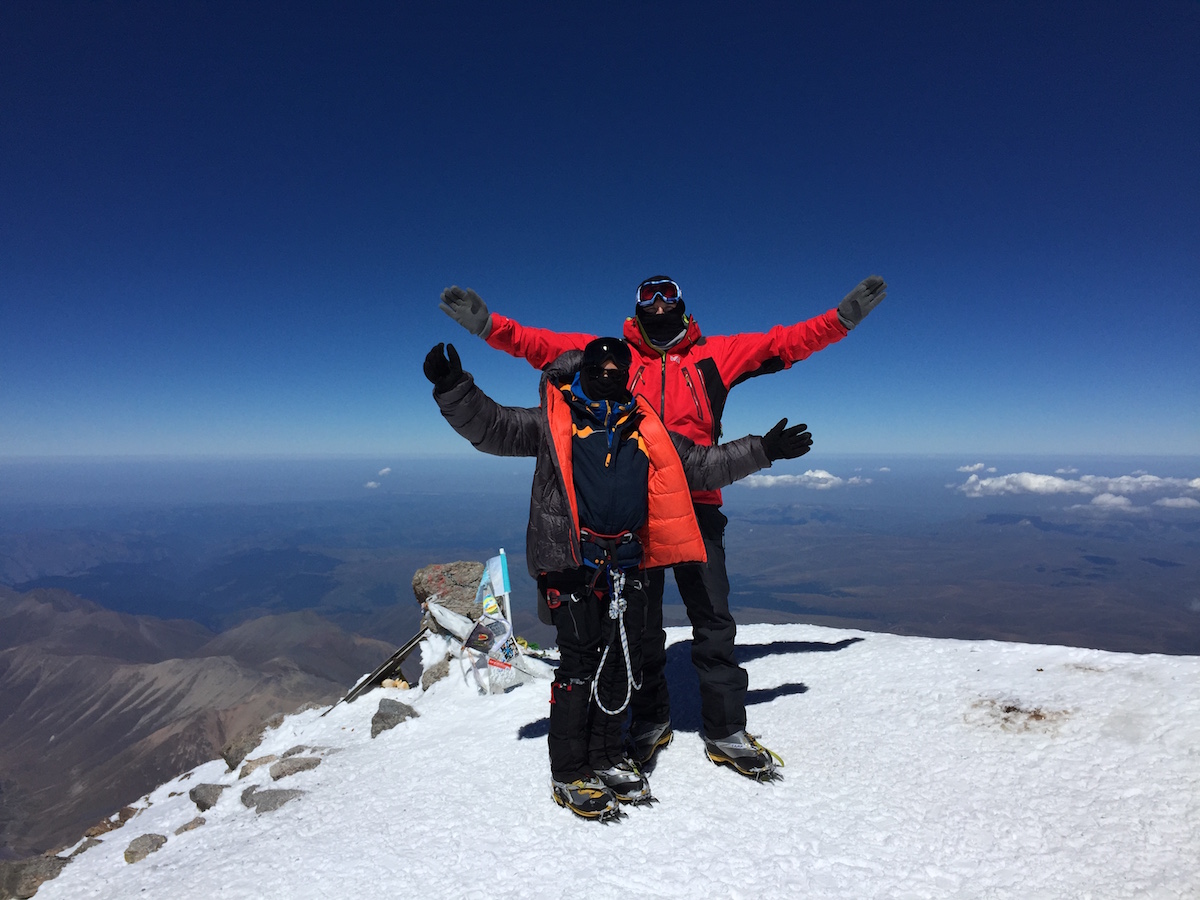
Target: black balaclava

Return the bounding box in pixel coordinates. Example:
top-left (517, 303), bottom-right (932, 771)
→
top-left (637, 301), bottom-right (687, 346)
top-left (635, 275), bottom-right (688, 347)
top-left (578, 337), bottom-right (632, 402)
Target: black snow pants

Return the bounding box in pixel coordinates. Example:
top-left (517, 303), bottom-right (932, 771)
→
top-left (547, 574), bottom-right (647, 782)
top-left (632, 502), bottom-right (748, 741)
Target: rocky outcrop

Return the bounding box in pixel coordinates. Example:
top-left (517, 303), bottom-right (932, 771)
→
top-left (420, 656), bottom-right (451, 690)
top-left (370, 699), bottom-right (419, 738)
top-left (123, 833), bottom-right (166, 864)
top-left (268, 757), bottom-right (321, 780)
top-left (221, 713), bottom-right (285, 771)
top-left (187, 784), bottom-right (226, 812)
top-left (83, 805), bottom-right (139, 838)
top-left (240, 786), bottom-right (303, 814)
top-left (174, 817), bottom-right (204, 835)
top-left (238, 755), bottom-right (278, 779)
top-left (412, 561), bottom-right (484, 634)
top-left (0, 855), bottom-right (71, 900)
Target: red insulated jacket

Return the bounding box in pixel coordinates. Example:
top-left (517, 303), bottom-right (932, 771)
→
top-left (485, 308), bottom-right (848, 504)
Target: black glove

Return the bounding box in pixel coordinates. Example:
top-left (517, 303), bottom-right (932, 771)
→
top-left (762, 418), bottom-right (813, 461)
top-left (423, 342), bottom-right (463, 393)
top-left (837, 275), bottom-right (887, 330)
top-left (439, 285), bottom-right (492, 337)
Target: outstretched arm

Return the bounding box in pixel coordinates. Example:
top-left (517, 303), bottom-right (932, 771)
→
top-left (439, 285), bottom-right (596, 370)
top-left (672, 419), bottom-right (812, 491)
top-left (424, 343), bottom-right (542, 457)
top-left (708, 275), bottom-right (888, 387)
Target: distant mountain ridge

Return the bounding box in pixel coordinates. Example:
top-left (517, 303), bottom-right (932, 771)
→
top-left (0, 587), bottom-right (396, 861)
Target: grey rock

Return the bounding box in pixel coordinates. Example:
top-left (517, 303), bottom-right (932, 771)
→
top-left (420, 657), bottom-right (450, 691)
top-left (371, 698), bottom-right (419, 738)
top-left (281, 744), bottom-right (308, 758)
top-left (413, 561), bottom-right (485, 633)
top-left (0, 856), bottom-right (71, 899)
top-left (187, 783), bottom-right (226, 812)
top-left (221, 713), bottom-right (285, 770)
top-left (269, 757), bottom-right (321, 780)
top-left (240, 786), bottom-right (304, 814)
top-left (70, 838), bottom-right (102, 858)
top-left (174, 817), bottom-right (205, 835)
top-left (123, 833), bottom-right (166, 864)
top-left (238, 754), bottom-right (278, 779)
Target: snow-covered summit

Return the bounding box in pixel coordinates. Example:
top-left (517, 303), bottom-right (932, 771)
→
top-left (36, 624), bottom-right (1200, 900)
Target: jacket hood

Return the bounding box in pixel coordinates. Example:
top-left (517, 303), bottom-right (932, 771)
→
top-left (541, 349), bottom-right (584, 393)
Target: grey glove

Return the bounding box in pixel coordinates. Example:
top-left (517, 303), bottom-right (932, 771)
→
top-left (761, 418), bottom-right (813, 461)
top-left (836, 275), bottom-right (887, 330)
top-left (439, 285), bottom-right (492, 338)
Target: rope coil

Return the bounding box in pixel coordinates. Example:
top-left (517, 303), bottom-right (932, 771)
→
top-left (591, 566), bottom-right (641, 715)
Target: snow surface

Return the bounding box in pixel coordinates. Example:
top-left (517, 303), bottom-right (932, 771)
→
top-left (39, 624), bottom-right (1200, 900)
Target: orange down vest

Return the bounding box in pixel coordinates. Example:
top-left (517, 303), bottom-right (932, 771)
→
top-left (543, 386), bottom-right (707, 571)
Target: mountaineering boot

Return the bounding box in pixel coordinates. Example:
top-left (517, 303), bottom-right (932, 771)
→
top-left (629, 719), bottom-right (673, 765)
top-left (550, 775), bottom-right (622, 821)
top-left (595, 758), bottom-right (653, 805)
top-left (703, 730), bottom-right (783, 781)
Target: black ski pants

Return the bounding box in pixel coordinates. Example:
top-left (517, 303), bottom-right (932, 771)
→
top-left (633, 502), bottom-right (748, 741)
top-left (547, 576), bottom-right (647, 782)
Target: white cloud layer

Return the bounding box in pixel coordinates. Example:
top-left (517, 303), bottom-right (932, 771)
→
top-left (1091, 493), bottom-right (1133, 508)
top-left (744, 469), bottom-right (853, 490)
top-left (956, 469), bottom-right (1200, 515)
top-left (957, 472), bottom-right (1200, 499)
top-left (378, 467), bottom-right (392, 476)
top-left (364, 481), bottom-right (380, 489)
top-left (1156, 497), bottom-right (1200, 509)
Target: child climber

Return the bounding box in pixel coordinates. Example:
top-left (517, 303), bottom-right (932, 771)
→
top-left (423, 338), bottom-right (812, 820)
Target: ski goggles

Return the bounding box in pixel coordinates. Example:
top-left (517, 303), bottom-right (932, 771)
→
top-left (636, 278), bottom-right (682, 307)
top-left (581, 336), bottom-right (632, 370)
top-left (582, 363), bottom-right (629, 382)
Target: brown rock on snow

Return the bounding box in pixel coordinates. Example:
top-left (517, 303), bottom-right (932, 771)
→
top-left (412, 561), bottom-right (484, 634)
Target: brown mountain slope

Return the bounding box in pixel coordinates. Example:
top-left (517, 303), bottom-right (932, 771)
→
top-left (0, 587), bottom-right (212, 662)
top-left (0, 591), bottom-right (399, 860)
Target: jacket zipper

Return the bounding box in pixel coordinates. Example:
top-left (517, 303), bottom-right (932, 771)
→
top-left (659, 355), bottom-right (668, 419)
top-left (547, 388), bottom-right (582, 568)
top-left (682, 368), bottom-right (705, 421)
top-left (629, 365), bottom-right (645, 395)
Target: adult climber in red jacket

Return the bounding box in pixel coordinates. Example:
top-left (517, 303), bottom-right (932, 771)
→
top-left (439, 273), bottom-right (887, 780)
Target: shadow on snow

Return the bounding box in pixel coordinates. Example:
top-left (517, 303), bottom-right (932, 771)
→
top-left (517, 635), bottom-right (864, 741)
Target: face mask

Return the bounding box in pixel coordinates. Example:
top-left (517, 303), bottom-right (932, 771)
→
top-left (637, 305), bottom-right (686, 345)
top-left (580, 365), bottom-right (630, 401)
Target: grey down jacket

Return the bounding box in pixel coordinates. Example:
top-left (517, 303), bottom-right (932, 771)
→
top-left (433, 350), bottom-right (773, 591)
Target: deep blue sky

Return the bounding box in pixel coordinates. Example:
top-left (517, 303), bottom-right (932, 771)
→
top-left (2, 1), bottom-right (1197, 459)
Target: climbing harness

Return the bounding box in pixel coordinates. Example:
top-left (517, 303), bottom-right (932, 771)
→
top-left (579, 528), bottom-right (642, 716)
